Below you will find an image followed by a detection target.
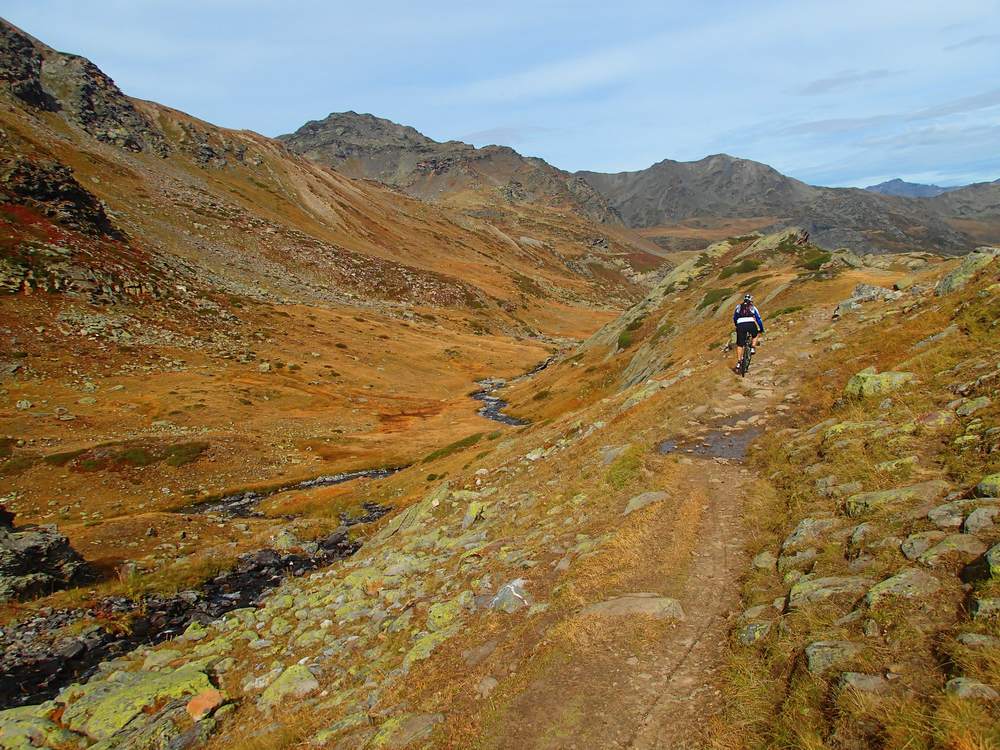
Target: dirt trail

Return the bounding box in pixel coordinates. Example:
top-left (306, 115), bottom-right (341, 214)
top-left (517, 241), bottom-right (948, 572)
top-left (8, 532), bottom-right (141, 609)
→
top-left (503, 310), bottom-right (827, 750)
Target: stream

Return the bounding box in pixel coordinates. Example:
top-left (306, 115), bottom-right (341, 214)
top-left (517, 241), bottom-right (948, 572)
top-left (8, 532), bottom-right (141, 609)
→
top-left (0, 357), bottom-right (559, 710)
top-left (471, 356), bottom-right (555, 426)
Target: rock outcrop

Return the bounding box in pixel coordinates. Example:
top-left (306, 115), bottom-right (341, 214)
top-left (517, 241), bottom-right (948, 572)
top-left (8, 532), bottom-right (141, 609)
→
top-left (0, 514), bottom-right (89, 602)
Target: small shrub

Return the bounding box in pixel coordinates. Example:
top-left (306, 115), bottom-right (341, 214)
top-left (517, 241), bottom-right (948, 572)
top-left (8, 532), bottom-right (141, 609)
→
top-left (44, 449), bottom-right (87, 466)
top-left (719, 259), bottom-right (762, 279)
top-left (698, 287), bottom-right (735, 310)
top-left (422, 433), bottom-right (485, 463)
top-left (606, 445), bottom-right (644, 489)
top-left (533, 389), bottom-right (551, 401)
top-left (120, 448), bottom-right (157, 467)
top-left (771, 305), bottom-right (804, 319)
top-left (165, 442), bottom-right (209, 467)
top-left (617, 330), bottom-right (634, 350)
top-left (335, 343), bottom-right (348, 349)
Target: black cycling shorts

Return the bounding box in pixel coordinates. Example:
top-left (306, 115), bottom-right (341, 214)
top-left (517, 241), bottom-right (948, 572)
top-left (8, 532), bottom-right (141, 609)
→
top-left (736, 322), bottom-right (759, 347)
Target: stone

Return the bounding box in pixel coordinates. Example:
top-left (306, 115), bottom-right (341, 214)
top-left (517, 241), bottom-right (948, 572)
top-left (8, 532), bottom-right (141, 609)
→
top-left (957, 633), bottom-right (1000, 648)
top-left (929, 499), bottom-right (998, 529)
top-left (901, 531), bottom-right (945, 560)
top-left (476, 675), bottom-right (499, 698)
top-left (737, 622), bottom-right (771, 645)
top-left (805, 641), bottom-right (863, 673)
top-left (403, 628), bottom-right (457, 670)
top-left (956, 396), bottom-right (991, 417)
top-left (0, 522), bottom-right (89, 602)
top-left (600, 445), bottom-right (629, 465)
top-left (259, 664), bottom-right (319, 709)
top-left (844, 367), bottom-right (915, 398)
top-left (935, 248), bottom-right (999, 295)
top-left (976, 473), bottom-right (1000, 497)
top-left (963, 507), bottom-right (999, 534)
top-left (844, 480), bottom-right (950, 517)
top-left (490, 579), bottom-right (531, 613)
top-left (752, 551), bottom-right (776, 571)
top-left (623, 491), bottom-right (668, 516)
top-left (582, 593), bottom-right (685, 620)
top-left (838, 672), bottom-right (890, 694)
top-left (865, 568), bottom-right (941, 607)
top-left (57, 667), bottom-right (214, 740)
top-left (971, 597), bottom-right (1000, 620)
top-left (917, 410), bottom-right (956, 430)
top-left (787, 576), bottom-right (871, 609)
top-left (369, 713), bottom-right (443, 748)
top-left (781, 517), bottom-right (839, 552)
top-left (917, 534), bottom-right (986, 566)
top-left (962, 543), bottom-right (1000, 582)
top-left (777, 548), bottom-right (817, 573)
top-left (185, 688), bottom-right (223, 721)
top-left (944, 677), bottom-right (999, 700)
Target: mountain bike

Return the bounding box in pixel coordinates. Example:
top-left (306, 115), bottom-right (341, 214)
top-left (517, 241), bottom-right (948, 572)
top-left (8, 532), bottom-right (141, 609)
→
top-left (738, 339), bottom-right (756, 377)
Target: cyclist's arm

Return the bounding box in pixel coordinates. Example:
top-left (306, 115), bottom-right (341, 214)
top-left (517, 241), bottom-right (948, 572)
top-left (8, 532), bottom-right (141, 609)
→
top-left (753, 307), bottom-right (765, 333)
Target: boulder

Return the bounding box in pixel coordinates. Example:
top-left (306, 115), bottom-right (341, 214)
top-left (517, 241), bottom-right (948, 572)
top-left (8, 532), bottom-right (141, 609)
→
top-left (961, 543), bottom-right (1000, 582)
top-left (737, 622), bottom-right (771, 645)
top-left (582, 593), bottom-right (684, 620)
top-left (901, 531), bottom-right (945, 560)
top-left (259, 664), bottom-right (319, 709)
top-left (838, 672), bottom-right (890, 694)
top-left (0, 521), bottom-right (89, 602)
top-left (956, 396), bottom-right (991, 417)
top-left (970, 597), bottom-right (1000, 620)
top-left (929, 499), bottom-right (999, 529)
top-left (935, 248), bottom-right (999, 295)
top-left (57, 667), bottom-right (214, 741)
top-left (623, 491), bottom-right (668, 516)
top-left (944, 677), bottom-right (1000, 700)
top-left (865, 568), bottom-right (941, 607)
top-left (804, 640), bottom-right (863, 673)
top-left (917, 534), bottom-right (986, 567)
top-left (844, 480), bottom-right (950, 517)
top-left (490, 579), bottom-right (531, 613)
top-left (781, 517), bottom-right (840, 552)
top-left (844, 367), bottom-right (915, 398)
top-left (369, 713), bottom-right (443, 748)
top-left (787, 576), bottom-right (871, 609)
top-left (976, 473), bottom-right (1000, 497)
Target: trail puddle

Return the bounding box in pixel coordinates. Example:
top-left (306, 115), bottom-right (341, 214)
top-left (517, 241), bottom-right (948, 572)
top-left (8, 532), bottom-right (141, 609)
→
top-left (657, 413), bottom-right (763, 460)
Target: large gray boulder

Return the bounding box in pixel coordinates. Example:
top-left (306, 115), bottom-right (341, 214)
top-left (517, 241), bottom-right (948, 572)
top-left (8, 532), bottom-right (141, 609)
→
top-left (935, 248), bottom-right (999, 295)
top-left (0, 516), bottom-right (89, 602)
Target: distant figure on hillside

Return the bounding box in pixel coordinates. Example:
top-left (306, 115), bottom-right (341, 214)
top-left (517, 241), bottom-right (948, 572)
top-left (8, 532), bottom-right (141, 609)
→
top-left (733, 294), bottom-right (764, 374)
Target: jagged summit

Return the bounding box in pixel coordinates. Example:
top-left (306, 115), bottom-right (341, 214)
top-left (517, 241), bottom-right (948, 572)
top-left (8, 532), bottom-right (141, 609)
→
top-left (279, 111), bottom-right (624, 225)
top-left (865, 177), bottom-right (960, 198)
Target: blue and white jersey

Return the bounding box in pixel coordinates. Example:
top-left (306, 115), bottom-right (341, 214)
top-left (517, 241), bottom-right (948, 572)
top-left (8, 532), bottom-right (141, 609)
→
top-left (733, 304), bottom-right (764, 332)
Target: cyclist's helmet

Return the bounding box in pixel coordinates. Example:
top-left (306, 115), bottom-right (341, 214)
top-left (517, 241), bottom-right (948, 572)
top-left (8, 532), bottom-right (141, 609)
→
top-left (743, 293), bottom-right (753, 302)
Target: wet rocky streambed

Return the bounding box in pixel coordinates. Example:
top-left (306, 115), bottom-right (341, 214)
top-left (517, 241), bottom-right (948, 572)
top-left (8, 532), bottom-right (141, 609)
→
top-left (0, 504), bottom-right (390, 710)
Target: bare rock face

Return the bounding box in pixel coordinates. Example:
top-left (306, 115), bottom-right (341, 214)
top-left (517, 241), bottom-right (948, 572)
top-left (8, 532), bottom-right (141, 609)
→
top-left (0, 157), bottom-right (124, 239)
top-left (0, 513), bottom-right (89, 602)
top-left (0, 19), bottom-right (168, 155)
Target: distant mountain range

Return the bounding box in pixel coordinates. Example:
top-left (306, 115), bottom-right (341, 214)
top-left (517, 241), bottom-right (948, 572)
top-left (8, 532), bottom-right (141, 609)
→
top-left (278, 112), bottom-right (621, 226)
top-left (864, 178), bottom-right (963, 198)
top-left (282, 115), bottom-right (998, 255)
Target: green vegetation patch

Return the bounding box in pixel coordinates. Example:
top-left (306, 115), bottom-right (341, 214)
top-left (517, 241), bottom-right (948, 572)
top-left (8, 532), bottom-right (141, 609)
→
top-left (165, 442), bottom-right (210, 467)
top-left (606, 445), bottom-right (644, 489)
top-left (718, 258), bottom-right (762, 279)
top-left (799, 249), bottom-right (832, 270)
top-left (617, 330), bottom-right (634, 350)
top-left (42, 441), bottom-right (211, 472)
top-left (698, 287), bottom-right (736, 310)
top-left (422, 433), bottom-right (484, 463)
top-left (0, 438), bottom-right (16, 459)
top-left (0, 455), bottom-right (38, 477)
top-left (771, 305), bottom-right (804, 319)
top-left (532, 390), bottom-right (551, 401)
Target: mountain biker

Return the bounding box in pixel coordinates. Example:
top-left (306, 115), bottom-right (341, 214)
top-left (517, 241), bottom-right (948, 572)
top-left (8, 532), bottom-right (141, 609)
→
top-left (733, 293), bottom-right (764, 373)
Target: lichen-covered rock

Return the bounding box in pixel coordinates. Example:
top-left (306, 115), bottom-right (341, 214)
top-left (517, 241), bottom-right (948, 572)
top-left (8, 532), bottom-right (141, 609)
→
top-left (844, 367), bottom-right (915, 398)
top-left (369, 713), bottom-right (443, 748)
top-left (976, 473), bottom-right (1000, 497)
top-left (804, 640), bottom-right (863, 673)
top-left (582, 593), bottom-right (684, 620)
top-left (845, 480), bottom-right (950, 517)
top-left (961, 543), bottom-right (1000, 582)
top-left (781, 517), bottom-right (839, 552)
top-left (0, 701), bottom-right (87, 749)
top-left (737, 622), bottom-right (771, 645)
top-left (57, 666), bottom-right (214, 740)
top-left (944, 677), bottom-right (1000, 700)
top-left (865, 568), bottom-right (941, 607)
top-left (935, 249), bottom-right (999, 295)
top-left (929, 498), bottom-right (999, 529)
top-left (623, 491), bottom-right (668, 516)
top-left (490, 579), bottom-right (531, 613)
top-left (259, 664), bottom-right (319, 709)
top-left (787, 576), bottom-right (871, 609)
top-left (956, 396), bottom-right (991, 417)
top-left (838, 672), bottom-right (890, 694)
top-left (901, 531), bottom-right (945, 560)
top-left (917, 534), bottom-right (986, 566)
top-left (971, 597), bottom-right (1000, 620)
top-left (0, 521), bottom-right (89, 602)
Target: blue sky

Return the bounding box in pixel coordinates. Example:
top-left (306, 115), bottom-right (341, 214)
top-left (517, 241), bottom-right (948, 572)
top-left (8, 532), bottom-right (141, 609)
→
top-left (6, 0), bottom-right (999, 186)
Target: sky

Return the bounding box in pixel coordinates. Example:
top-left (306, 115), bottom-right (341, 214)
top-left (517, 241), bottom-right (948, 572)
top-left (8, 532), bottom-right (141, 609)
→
top-left (6, 0), bottom-right (1000, 187)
